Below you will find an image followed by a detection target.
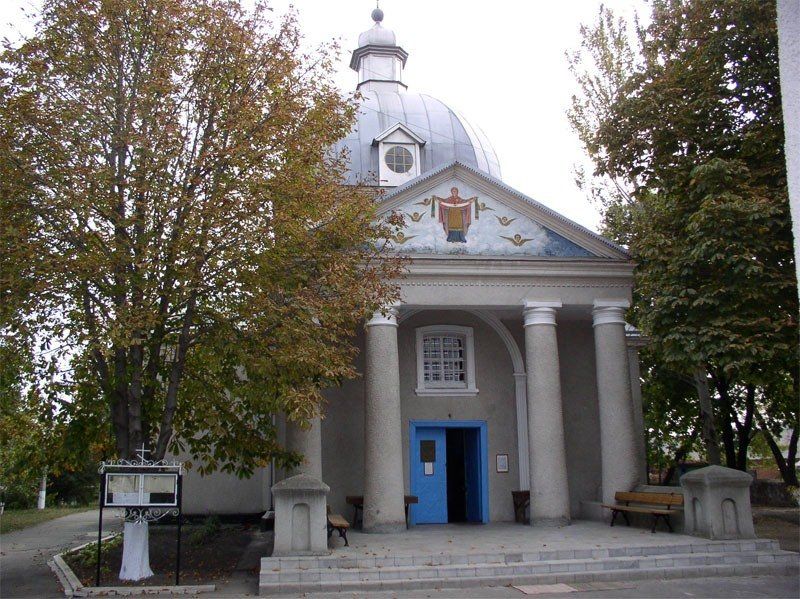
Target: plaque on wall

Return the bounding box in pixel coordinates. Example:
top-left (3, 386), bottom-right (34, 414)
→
top-left (420, 440), bottom-right (436, 462)
top-left (496, 453), bottom-right (509, 473)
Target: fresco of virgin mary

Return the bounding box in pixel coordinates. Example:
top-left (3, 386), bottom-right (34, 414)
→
top-left (435, 187), bottom-right (477, 243)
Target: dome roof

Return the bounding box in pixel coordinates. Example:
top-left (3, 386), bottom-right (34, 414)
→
top-left (335, 90), bottom-right (502, 185)
top-left (357, 7), bottom-right (396, 47)
top-left (358, 22), bottom-right (396, 47)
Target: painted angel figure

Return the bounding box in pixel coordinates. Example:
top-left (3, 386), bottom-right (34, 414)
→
top-left (432, 187), bottom-right (478, 243)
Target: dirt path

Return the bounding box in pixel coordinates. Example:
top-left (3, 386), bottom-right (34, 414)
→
top-left (753, 506), bottom-right (799, 552)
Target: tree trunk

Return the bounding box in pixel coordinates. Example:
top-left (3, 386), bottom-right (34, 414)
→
top-left (756, 410), bottom-right (799, 487)
top-left (119, 520), bottom-right (154, 581)
top-left (662, 429), bottom-right (699, 485)
top-left (693, 369), bottom-right (721, 465)
top-left (714, 376), bottom-right (738, 468)
top-left (37, 471), bottom-right (47, 510)
top-left (735, 384), bottom-right (756, 471)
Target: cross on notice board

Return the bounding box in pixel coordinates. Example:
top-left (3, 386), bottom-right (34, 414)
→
top-left (135, 443), bottom-right (150, 463)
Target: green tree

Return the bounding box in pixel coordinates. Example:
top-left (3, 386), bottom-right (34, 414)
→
top-left (0, 0), bottom-right (403, 476)
top-left (0, 337), bottom-right (47, 507)
top-left (569, 0), bottom-right (798, 482)
top-left (639, 350), bottom-right (701, 485)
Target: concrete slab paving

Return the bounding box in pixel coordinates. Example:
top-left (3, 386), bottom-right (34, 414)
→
top-left (317, 521), bottom-right (753, 558)
top-left (0, 508), bottom-right (123, 599)
top-left (299, 574), bottom-right (799, 598)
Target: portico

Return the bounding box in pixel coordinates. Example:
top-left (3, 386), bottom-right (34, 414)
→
top-left (341, 253), bottom-right (642, 531)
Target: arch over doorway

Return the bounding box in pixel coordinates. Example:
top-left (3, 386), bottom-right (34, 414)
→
top-left (398, 308), bottom-right (530, 490)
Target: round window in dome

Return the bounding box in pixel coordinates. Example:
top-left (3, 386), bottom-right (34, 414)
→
top-left (385, 145), bottom-right (414, 174)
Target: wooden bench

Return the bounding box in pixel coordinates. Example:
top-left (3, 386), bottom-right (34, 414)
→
top-left (601, 491), bottom-right (683, 533)
top-left (326, 506), bottom-right (350, 546)
top-left (345, 495), bottom-right (419, 529)
top-left (512, 491), bottom-right (530, 524)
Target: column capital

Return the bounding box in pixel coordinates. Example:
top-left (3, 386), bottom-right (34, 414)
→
top-left (523, 300), bottom-right (562, 327)
top-left (592, 299), bottom-right (630, 327)
top-left (366, 306), bottom-right (399, 328)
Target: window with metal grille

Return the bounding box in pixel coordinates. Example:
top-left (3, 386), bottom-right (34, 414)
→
top-left (384, 145), bottom-right (414, 173)
top-left (422, 335), bottom-right (466, 385)
top-left (415, 325), bottom-right (478, 396)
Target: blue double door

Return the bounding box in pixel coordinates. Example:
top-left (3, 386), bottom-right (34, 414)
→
top-left (412, 425), bottom-right (484, 524)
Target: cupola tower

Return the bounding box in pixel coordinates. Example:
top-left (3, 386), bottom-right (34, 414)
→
top-left (349, 7), bottom-right (409, 93)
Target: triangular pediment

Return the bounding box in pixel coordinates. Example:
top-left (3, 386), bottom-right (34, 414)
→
top-left (372, 122), bottom-right (426, 146)
top-left (376, 161), bottom-right (629, 259)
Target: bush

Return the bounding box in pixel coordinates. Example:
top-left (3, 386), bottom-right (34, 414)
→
top-left (188, 515), bottom-right (221, 546)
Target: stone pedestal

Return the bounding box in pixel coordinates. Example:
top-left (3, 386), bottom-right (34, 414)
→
top-left (363, 308), bottom-right (406, 533)
top-left (523, 301), bottom-right (570, 525)
top-left (680, 465), bottom-right (755, 540)
top-left (271, 474), bottom-right (330, 556)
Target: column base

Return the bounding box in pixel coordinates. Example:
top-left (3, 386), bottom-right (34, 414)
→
top-left (362, 521), bottom-right (406, 534)
top-left (529, 517), bottom-right (571, 528)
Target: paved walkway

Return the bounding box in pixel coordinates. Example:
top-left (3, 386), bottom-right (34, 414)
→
top-left (321, 521), bottom-right (735, 558)
top-left (298, 574), bottom-right (800, 598)
top-left (0, 508), bottom-right (122, 599)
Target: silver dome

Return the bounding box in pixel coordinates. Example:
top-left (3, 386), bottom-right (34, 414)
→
top-left (358, 22), bottom-right (396, 47)
top-left (335, 90), bottom-right (502, 185)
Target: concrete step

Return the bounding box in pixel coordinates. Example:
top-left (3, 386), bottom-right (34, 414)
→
top-left (260, 549), bottom-right (797, 584)
top-left (263, 538), bottom-right (779, 571)
top-left (259, 561), bottom-right (798, 594)
top-left (258, 545), bottom-right (799, 595)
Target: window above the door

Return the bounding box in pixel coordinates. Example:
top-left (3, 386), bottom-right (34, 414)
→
top-left (415, 325), bottom-right (478, 396)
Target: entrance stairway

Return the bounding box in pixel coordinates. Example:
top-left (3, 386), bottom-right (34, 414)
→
top-left (259, 538), bottom-right (798, 595)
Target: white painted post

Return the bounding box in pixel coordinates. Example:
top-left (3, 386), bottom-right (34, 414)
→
top-left (37, 471), bottom-right (47, 510)
top-left (119, 520), bottom-right (154, 580)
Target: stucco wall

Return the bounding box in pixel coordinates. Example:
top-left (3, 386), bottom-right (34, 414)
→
top-left (178, 457), bottom-right (270, 515)
top-left (557, 320), bottom-right (603, 514)
top-left (320, 331), bottom-right (368, 517)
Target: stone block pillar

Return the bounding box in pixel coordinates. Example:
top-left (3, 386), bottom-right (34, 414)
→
top-left (286, 417), bottom-right (322, 479)
top-left (271, 474), bottom-right (330, 556)
top-left (363, 307), bottom-right (406, 533)
top-left (593, 300), bottom-right (640, 505)
top-left (523, 301), bottom-right (570, 525)
top-left (681, 465), bottom-right (756, 540)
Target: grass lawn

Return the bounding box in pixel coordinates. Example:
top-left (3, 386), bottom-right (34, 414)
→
top-left (0, 506), bottom-right (94, 534)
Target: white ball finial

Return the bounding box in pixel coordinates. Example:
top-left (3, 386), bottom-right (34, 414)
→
top-left (371, 7), bottom-right (384, 23)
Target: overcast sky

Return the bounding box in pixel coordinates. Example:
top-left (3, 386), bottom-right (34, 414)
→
top-left (0, 0), bottom-right (648, 231)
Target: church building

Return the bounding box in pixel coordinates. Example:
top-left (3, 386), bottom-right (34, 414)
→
top-left (183, 8), bottom-right (647, 531)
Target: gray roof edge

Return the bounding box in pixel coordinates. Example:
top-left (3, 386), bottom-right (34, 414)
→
top-left (380, 160), bottom-right (630, 258)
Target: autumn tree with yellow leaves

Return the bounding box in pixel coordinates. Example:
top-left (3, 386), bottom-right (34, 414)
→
top-left (0, 0), bottom-right (403, 477)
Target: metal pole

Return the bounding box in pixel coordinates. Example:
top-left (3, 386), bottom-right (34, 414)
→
top-left (175, 475), bottom-right (182, 585)
top-left (96, 474), bottom-right (105, 587)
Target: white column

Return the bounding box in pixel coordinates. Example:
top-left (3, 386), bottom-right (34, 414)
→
top-left (285, 417), bottom-right (322, 480)
top-left (523, 301), bottom-right (570, 525)
top-left (593, 300), bottom-right (640, 504)
top-left (363, 307), bottom-right (406, 533)
top-left (513, 372), bottom-right (530, 491)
